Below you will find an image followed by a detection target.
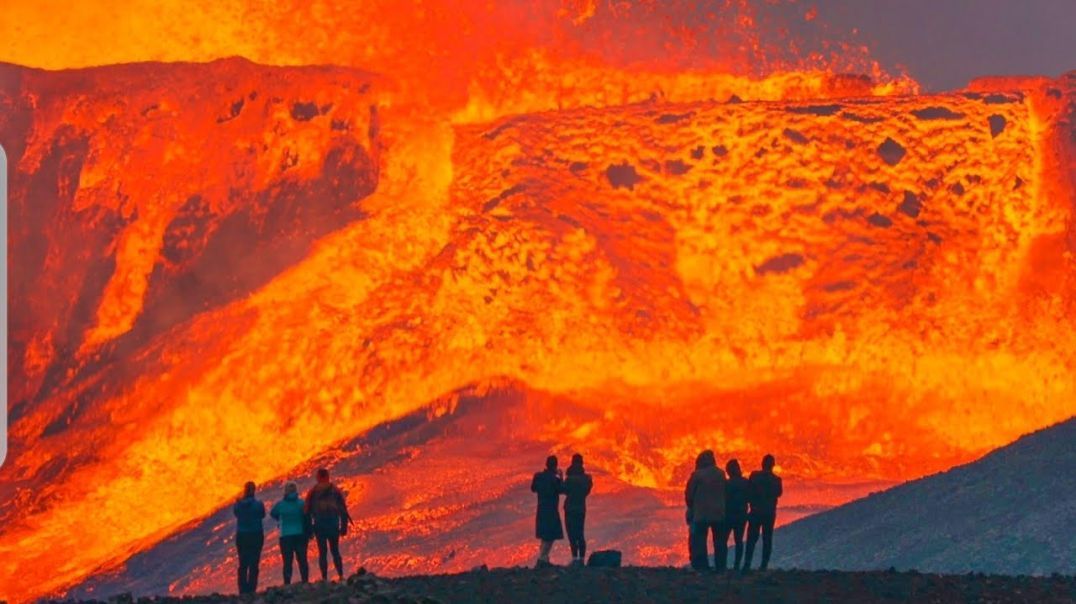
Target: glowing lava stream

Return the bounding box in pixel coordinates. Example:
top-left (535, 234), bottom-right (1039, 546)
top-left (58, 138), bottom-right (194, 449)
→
top-left (2, 70), bottom-right (1075, 602)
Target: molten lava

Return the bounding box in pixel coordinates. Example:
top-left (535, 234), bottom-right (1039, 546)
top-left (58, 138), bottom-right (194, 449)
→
top-left (0, 1), bottom-right (1074, 602)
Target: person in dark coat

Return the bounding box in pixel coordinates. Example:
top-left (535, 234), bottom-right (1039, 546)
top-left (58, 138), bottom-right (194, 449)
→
top-left (686, 452), bottom-right (707, 567)
top-left (721, 459), bottom-right (750, 571)
top-left (530, 455), bottom-right (564, 567)
top-left (742, 454), bottom-right (783, 573)
top-left (233, 481), bottom-right (266, 594)
top-left (562, 453), bottom-right (594, 566)
top-left (304, 468), bottom-right (351, 581)
top-left (685, 450), bottom-right (727, 571)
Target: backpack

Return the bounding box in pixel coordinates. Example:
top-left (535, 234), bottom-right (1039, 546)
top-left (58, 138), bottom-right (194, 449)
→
top-left (587, 550), bottom-right (622, 568)
top-left (311, 485), bottom-right (343, 517)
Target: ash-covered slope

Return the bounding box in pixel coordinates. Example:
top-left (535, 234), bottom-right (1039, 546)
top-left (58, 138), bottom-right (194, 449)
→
top-left (774, 417), bottom-right (1076, 575)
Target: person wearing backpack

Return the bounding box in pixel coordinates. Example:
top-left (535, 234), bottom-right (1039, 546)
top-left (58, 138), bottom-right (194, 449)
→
top-left (304, 468), bottom-right (352, 581)
top-left (684, 450), bottom-right (726, 571)
top-left (562, 454), bottom-right (594, 566)
top-left (742, 454), bottom-right (783, 573)
top-left (233, 481), bottom-right (266, 594)
top-left (270, 481), bottom-right (310, 584)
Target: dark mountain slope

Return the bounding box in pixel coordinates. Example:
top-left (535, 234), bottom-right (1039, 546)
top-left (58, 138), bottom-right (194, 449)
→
top-left (774, 416), bottom-right (1076, 574)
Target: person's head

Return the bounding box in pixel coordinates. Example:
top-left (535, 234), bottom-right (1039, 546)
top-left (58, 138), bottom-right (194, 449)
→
top-left (284, 481), bottom-right (298, 497)
top-left (546, 455), bottom-right (558, 471)
top-left (243, 481), bottom-right (256, 498)
top-left (726, 458), bottom-right (742, 478)
top-left (699, 450), bottom-right (716, 468)
top-left (316, 468), bottom-right (330, 483)
top-left (762, 454), bottom-right (776, 471)
top-left (567, 453), bottom-right (585, 475)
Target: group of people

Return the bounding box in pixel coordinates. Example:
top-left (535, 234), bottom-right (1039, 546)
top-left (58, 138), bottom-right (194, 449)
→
top-left (530, 453), bottom-right (595, 567)
top-left (685, 452), bottom-right (783, 573)
top-left (529, 451), bottom-right (783, 573)
top-left (234, 452), bottom-right (781, 594)
top-left (232, 468), bottom-right (352, 594)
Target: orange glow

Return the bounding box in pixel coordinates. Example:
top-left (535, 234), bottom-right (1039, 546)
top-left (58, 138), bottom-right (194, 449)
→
top-left (0, 2), bottom-right (1074, 603)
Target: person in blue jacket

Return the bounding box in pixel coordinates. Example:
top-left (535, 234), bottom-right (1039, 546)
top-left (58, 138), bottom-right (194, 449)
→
top-left (271, 481), bottom-right (310, 584)
top-left (233, 481), bottom-right (266, 594)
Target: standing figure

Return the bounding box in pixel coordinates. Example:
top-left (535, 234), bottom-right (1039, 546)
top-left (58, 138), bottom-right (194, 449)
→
top-left (684, 450), bottom-right (727, 571)
top-left (686, 452), bottom-right (707, 567)
top-left (530, 455), bottom-right (564, 567)
top-left (563, 454), bottom-right (594, 566)
top-left (305, 468), bottom-right (351, 581)
top-left (721, 459), bottom-right (750, 571)
top-left (742, 454), bottom-right (783, 573)
top-left (233, 481), bottom-right (266, 594)
top-left (271, 481), bottom-right (310, 585)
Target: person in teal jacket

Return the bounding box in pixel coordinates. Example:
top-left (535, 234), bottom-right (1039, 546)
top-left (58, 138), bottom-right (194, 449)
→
top-left (270, 482), bottom-right (310, 584)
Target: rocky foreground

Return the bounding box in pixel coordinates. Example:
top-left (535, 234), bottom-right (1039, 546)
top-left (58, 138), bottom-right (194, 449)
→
top-left (49, 567), bottom-right (1076, 604)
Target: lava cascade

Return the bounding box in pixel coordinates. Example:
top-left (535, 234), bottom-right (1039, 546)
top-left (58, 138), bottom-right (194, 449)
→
top-left (0, 1), bottom-right (1074, 602)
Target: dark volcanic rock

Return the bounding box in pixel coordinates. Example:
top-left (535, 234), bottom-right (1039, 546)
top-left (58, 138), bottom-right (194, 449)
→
top-left (45, 568), bottom-right (1076, 604)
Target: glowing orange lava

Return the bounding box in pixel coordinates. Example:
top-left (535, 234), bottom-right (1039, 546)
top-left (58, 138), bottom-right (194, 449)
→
top-left (0, 2), bottom-right (1073, 602)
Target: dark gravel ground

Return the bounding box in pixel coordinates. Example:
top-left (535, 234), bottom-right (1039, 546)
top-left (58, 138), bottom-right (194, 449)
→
top-left (42, 566), bottom-right (1076, 604)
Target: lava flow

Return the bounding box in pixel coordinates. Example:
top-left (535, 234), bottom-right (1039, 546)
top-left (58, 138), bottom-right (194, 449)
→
top-left (1, 1), bottom-right (1075, 602)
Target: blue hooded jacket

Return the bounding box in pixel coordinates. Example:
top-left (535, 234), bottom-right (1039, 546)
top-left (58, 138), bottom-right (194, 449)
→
top-left (270, 493), bottom-right (307, 538)
top-left (233, 496), bottom-right (266, 534)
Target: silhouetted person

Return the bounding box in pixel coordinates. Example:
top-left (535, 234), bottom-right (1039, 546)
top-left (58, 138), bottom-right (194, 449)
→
top-left (563, 453), bottom-right (593, 566)
top-left (742, 454), bottom-right (783, 573)
top-left (305, 468), bottom-right (351, 581)
top-left (530, 455), bottom-right (564, 567)
top-left (686, 452), bottom-right (707, 567)
top-left (685, 450), bottom-right (727, 571)
top-left (721, 459), bottom-right (750, 571)
top-left (271, 481), bottom-right (310, 585)
top-left (233, 481), bottom-right (266, 594)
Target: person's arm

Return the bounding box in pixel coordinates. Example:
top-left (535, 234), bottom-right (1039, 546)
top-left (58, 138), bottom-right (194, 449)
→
top-left (530, 473), bottom-right (539, 493)
top-left (337, 488), bottom-right (352, 524)
top-left (685, 474), bottom-right (696, 508)
top-left (304, 489), bottom-right (314, 514)
top-left (258, 501), bottom-right (266, 519)
top-left (584, 475), bottom-right (593, 496)
top-left (270, 502), bottom-right (280, 521)
top-left (775, 476), bottom-right (783, 499)
top-left (233, 502), bottom-right (240, 518)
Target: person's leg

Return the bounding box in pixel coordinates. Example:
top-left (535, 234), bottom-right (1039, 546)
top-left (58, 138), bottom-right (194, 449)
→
top-left (316, 534), bottom-right (329, 580)
top-left (250, 532), bottom-right (264, 592)
top-left (537, 540), bottom-right (553, 564)
top-left (567, 512), bottom-right (583, 560)
top-left (732, 518), bottom-right (746, 571)
top-left (743, 516), bottom-right (761, 572)
top-left (578, 512), bottom-right (586, 562)
top-left (297, 538), bottom-right (310, 583)
top-left (760, 515), bottom-right (775, 570)
top-left (690, 522), bottom-right (710, 570)
top-left (235, 537), bottom-right (246, 594)
top-left (238, 533), bottom-right (258, 593)
top-left (281, 537), bottom-right (294, 585)
top-left (718, 522), bottom-right (733, 570)
top-left (713, 521), bottom-right (728, 571)
top-left (329, 535), bottom-right (344, 580)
